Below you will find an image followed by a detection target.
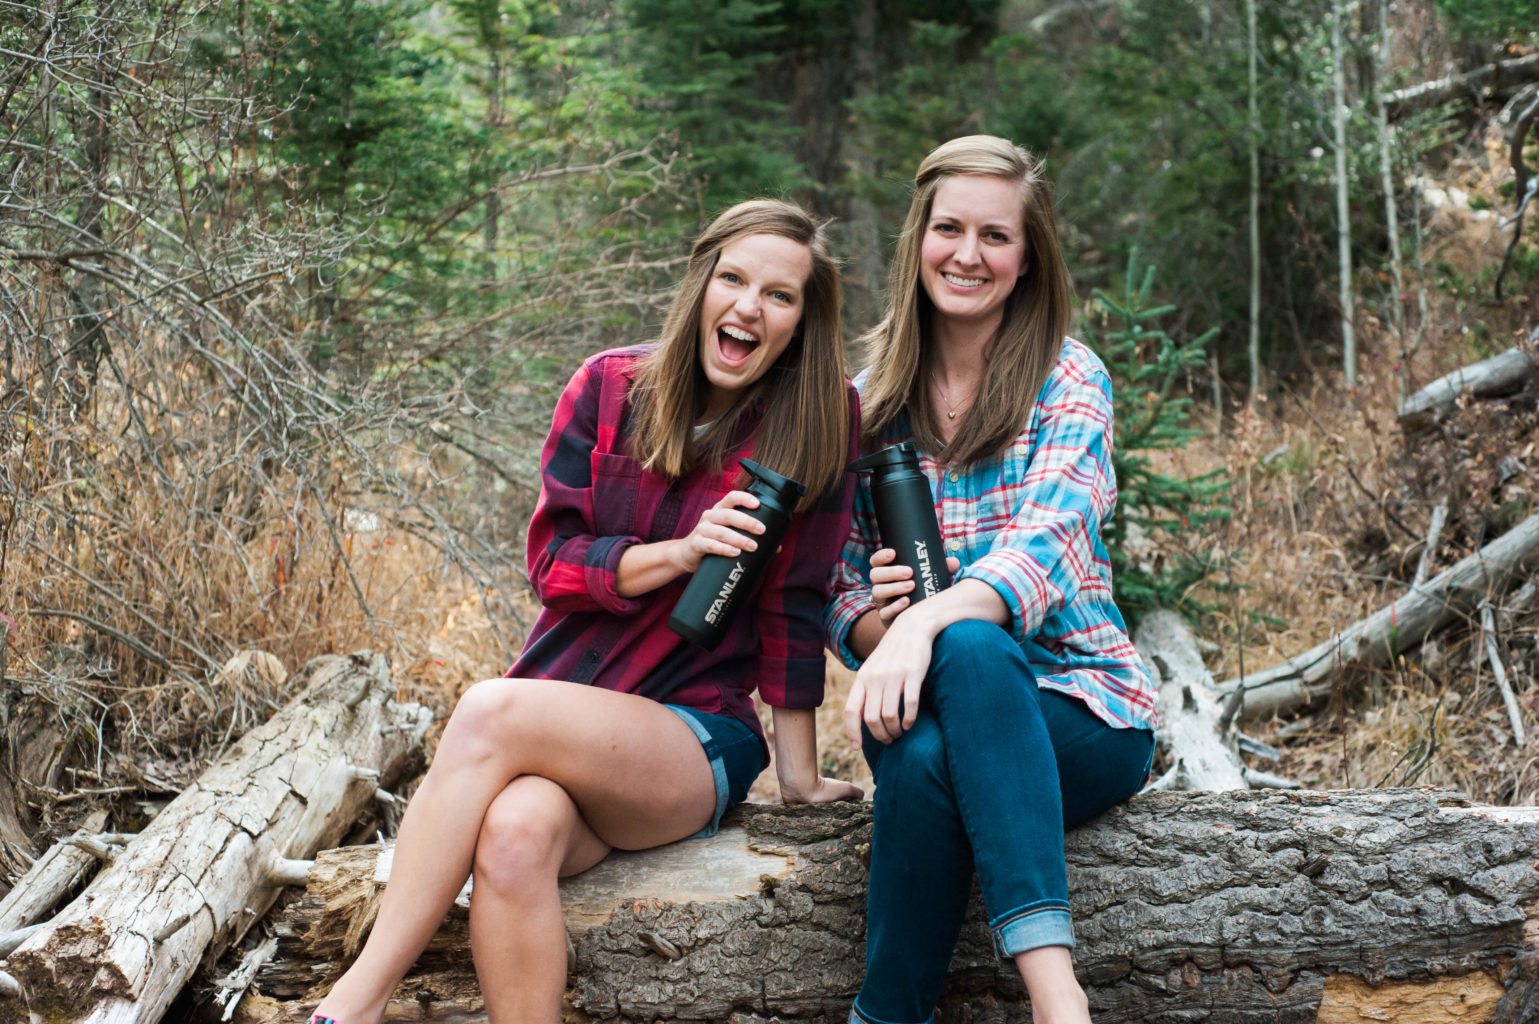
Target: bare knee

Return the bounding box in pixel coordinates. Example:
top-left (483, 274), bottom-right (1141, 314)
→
top-left (473, 777), bottom-right (575, 900)
top-left (439, 678), bottom-right (531, 765)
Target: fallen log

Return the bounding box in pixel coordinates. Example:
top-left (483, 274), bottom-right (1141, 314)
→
top-left (1135, 609), bottom-right (1248, 790)
top-left (0, 809), bottom-right (110, 939)
top-left (1397, 346), bottom-right (1537, 430)
top-left (1217, 511), bottom-right (1539, 720)
top-left (0, 651), bottom-right (432, 1024)
top-left (1385, 53), bottom-right (1539, 117)
top-left (237, 790), bottom-right (1539, 1023)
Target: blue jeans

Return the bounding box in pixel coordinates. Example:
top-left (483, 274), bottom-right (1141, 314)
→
top-left (851, 621), bottom-right (1155, 1024)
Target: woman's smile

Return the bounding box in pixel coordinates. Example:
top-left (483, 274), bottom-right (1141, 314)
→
top-left (920, 174), bottom-right (1028, 330)
top-left (697, 232), bottom-right (810, 421)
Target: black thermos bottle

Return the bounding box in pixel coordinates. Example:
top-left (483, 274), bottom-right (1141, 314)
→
top-left (849, 442), bottom-right (952, 602)
top-left (668, 458), bottom-right (806, 650)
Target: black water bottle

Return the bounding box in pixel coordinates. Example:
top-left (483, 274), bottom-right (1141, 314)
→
top-left (669, 458), bottom-right (806, 650)
top-left (849, 442), bottom-right (952, 603)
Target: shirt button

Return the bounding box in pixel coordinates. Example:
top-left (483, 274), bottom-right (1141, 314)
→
top-left (947, 539), bottom-right (962, 553)
top-left (1014, 442), bottom-right (1027, 455)
top-left (947, 471), bottom-right (960, 483)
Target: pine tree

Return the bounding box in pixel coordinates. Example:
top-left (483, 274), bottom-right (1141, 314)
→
top-left (1091, 250), bottom-right (1231, 621)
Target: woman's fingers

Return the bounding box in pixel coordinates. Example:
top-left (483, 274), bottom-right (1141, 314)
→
top-left (879, 670), bottom-right (904, 739)
top-left (704, 509), bottom-right (763, 540)
top-left (877, 595), bottom-right (909, 624)
top-left (870, 555), bottom-right (914, 618)
top-left (902, 666), bottom-right (923, 731)
top-left (842, 681), bottom-right (866, 748)
top-left (715, 489), bottom-right (761, 513)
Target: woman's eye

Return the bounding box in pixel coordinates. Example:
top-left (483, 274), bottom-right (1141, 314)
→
top-left (771, 290), bottom-right (793, 303)
top-left (987, 231), bottom-right (1011, 243)
top-left (931, 222), bottom-right (957, 234)
top-left (720, 271), bottom-right (741, 284)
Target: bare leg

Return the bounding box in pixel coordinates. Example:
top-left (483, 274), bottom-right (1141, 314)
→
top-left (1015, 946), bottom-right (1091, 1024)
top-left (310, 678), bottom-right (719, 1023)
top-left (469, 776), bottom-right (609, 1022)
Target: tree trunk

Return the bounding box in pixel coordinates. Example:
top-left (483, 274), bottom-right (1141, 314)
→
top-left (1372, 0), bottom-right (1405, 402)
top-left (1, 652), bottom-right (432, 1023)
top-left (237, 791), bottom-right (1539, 1023)
top-left (0, 679), bottom-right (93, 885)
top-left (1246, 0), bottom-right (1261, 398)
top-left (1331, 0), bottom-right (1356, 388)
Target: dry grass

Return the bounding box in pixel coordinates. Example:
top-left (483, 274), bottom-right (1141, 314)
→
top-left (1, 317), bottom-right (529, 852)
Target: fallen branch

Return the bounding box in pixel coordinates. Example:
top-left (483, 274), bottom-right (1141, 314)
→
top-left (2, 651), bottom-right (432, 1023)
top-left (1385, 52), bottom-right (1539, 117)
top-left (235, 791), bottom-right (1539, 1023)
top-left (1397, 347), bottom-right (1537, 430)
top-left (1217, 512), bottom-right (1539, 719)
top-left (1135, 610), bottom-right (1248, 790)
top-left (0, 809), bottom-right (109, 936)
top-left (1481, 601), bottom-right (1526, 747)
top-left (1412, 498), bottom-right (1448, 588)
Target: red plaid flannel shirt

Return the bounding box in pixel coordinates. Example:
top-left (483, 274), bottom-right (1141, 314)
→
top-left (507, 346), bottom-right (859, 759)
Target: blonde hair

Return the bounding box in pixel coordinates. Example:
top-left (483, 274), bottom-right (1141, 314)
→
top-left (858, 135), bottom-right (1073, 467)
top-left (630, 199), bottom-right (849, 509)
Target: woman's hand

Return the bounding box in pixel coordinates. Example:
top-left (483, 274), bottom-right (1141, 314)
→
top-left (780, 775), bottom-right (864, 804)
top-left (869, 549), bottom-right (962, 624)
top-left (770, 706), bottom-right (863, 805)
top-left (843, 608), bottom-right (942, 747)
top-left (673, 490), bottom-right (764, 574)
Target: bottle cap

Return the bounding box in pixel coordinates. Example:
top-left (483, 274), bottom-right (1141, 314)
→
top-left (849, 441), bottom-right (920, 474)
top-left (740, 458), bottom-right (806, 504)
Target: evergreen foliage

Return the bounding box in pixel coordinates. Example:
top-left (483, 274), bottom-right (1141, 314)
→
top-left (1091, 251), bottom-right (1231, 620)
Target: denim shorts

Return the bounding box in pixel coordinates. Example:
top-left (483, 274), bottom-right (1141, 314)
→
top-left (664, 704), bottom-right (764, 838)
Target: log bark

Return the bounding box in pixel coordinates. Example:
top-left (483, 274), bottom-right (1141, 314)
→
top-left (238, 790), bottom-right (1539, 1023)
top-left (1397, 346), bottom-right (1537, 430)
top-left (0, 651), bottom-right (432, 1024)
top-left (1217, 512), bottom-right (1539, 720)
top-left (1135, 609), bottom-right (1248, 790)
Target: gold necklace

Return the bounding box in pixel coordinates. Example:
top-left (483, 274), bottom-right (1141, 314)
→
top-left (933, 373), bottom-right (970, 421)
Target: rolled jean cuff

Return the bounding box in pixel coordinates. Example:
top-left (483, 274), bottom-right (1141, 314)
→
top-left (850, 1002), bottom-right (934, 1024)
top-left (992, 903), bottom-right (1075, 956)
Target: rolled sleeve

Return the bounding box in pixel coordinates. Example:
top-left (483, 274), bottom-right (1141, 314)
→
top-left (526, 359), bottom-right (648, 617)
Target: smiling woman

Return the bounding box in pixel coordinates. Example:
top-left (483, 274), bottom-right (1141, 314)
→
top-left (305, 200), bottom-right (862, 1024)
top-left (827, 137), bottom-right (1157, 1024)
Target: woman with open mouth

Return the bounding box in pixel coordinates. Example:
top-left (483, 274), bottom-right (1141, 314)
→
top-left (308, 199), bottom-right (862, 1024)
top-left (827, 136), bottom-right (1158, 1024)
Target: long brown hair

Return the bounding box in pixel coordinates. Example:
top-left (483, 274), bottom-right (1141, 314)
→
top-left (629, 200), bottom-right (848, 509)
top-left (858, 135), bottom-right (1073, 467)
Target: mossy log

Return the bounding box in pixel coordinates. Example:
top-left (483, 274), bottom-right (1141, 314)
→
top-left (240, 789), bottom-right (1539, 1023)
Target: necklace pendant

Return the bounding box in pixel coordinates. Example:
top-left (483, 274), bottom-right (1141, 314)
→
top-left (947, 410), bottom-right (956, 420)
